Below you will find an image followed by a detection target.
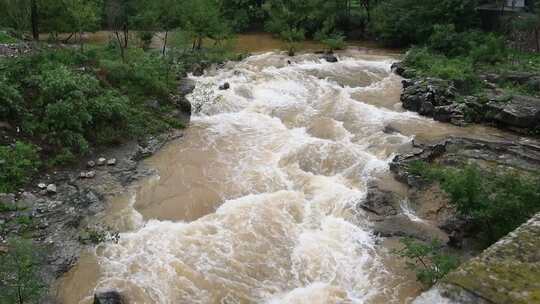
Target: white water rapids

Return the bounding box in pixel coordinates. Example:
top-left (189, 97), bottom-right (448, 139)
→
top-left (59, 51), bottom-right (502, 304)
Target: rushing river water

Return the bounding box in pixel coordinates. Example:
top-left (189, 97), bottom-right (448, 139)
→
top-left (57, 48), bottom-right (510, 304)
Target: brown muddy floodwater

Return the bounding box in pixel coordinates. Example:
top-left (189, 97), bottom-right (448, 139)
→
top-left (56, 47), bottom-right (510, 304)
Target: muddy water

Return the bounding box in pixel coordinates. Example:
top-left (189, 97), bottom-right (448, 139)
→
top-left (56, 50), bottom-right (509, 304)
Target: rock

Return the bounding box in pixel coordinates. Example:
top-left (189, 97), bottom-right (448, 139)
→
top-left (373, 214), bottom-right (448, 242)
top-left (391, 62), bottom-right (405, 76)
top-left (178, 79), bottom-right (196, 96)
top-left (87, 161), bottom-right (96, 168)
top-left (359, 183), bottom-right (400, 217)
top-left (107, 158), bottom-right (117, 166)
top-left (484, 95), bottom-right (540, 129)
top-left (80, 171), bottom-right (96, 179)
top-left (93, 291), bottom-right (126, 304)
top-left (322, 54), bottom-right (338, 63)
top-left (502, 71), bottom-right (536, 85)
top-left (97, 158), bottom-right (107, 166)
top-left (191, 63), bottom-right (205, 76)
top-left (17, 192), bottom-right (37, 209)
top-left (46, 184), bottom-right (57, 194)
top-left (417, 213), bottom-right (540, 304)
top-left (526, 76), bottom-right (540, 91)
top-left (38, 183), bottom-right (47, 190)
top-left (219, 82), bottom-right (230, 90)
top-left (0, 245), bottom-right (8, 254)
top-left (0, 193), bottom-right (16, 205)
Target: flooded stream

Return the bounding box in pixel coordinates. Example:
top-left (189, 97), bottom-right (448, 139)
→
top-left (56, 47), bottom-right (509, 304)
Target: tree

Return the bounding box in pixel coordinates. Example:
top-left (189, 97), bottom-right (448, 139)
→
top-left (0, 238), bottom-right (45, 304)
top-left (0, 0), bottom-right (32, 34)
top-left (182, 0), bottom-right (231, 50)
top-left (370, 0), bottom-right (479, 46)
top-left (218, 0), bottom-right (265, 31)
top-left (105, 0), bottom-right (136, 61)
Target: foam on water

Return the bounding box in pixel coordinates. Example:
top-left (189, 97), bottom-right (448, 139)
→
top-left (72, 52), bottom-right (433, 303)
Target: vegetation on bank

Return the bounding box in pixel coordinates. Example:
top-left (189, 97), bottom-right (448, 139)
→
top-left (408, 161), bottom-right (540, 245)
top-left (394, 238), bottom-right (459, 288)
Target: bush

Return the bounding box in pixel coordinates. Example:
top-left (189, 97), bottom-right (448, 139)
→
top-left (394, 238), bottom-right (459, 287)
top-left (0, 142), bottom-right (40, 193)
top-left (409, 161), bottom-right (540, 244)
top-left (0, 238), bottom-right (45, 304)
top-left (371, 0), bottom-right (478, 47)
top-left (0, 46), bottom-right (186, 169)
top-left (403, 47), bottom-right (480, 93)
top-left (0, 31), bottom-right (17, 43)
top-left (316, 32), bottom-right (346, 53)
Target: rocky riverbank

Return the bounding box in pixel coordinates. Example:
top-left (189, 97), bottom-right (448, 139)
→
top-left (392, 63), bottom-right (540, 135)
top-left (377, 63), bottom-right (540, 303)
top-left (0, 76), bottom-right (195, 303)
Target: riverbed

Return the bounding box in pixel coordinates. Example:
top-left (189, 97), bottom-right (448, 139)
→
top-left (55, 47), bottom-right (509, 304)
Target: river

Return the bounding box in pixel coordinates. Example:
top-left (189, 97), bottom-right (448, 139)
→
top-left (56, 45), bottom-right (509, 303)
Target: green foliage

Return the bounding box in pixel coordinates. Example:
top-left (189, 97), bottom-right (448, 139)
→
top-left (0, 142), bottom-right (40, 193)
top-left (0, 31), bottom-right (17, 43)
top-left (409, 162), bottom-right (540, 244)
top-left (0, 47), bottom-right (184, 168)
top-left (218, 0), bottom-right (264, 32)
top-left (0, 237), bottom-right (45, 304)
top-left (403, 47), bottom-right (480, 93)
top-left (317, 32), bottom-right (346, 53)
top-left (370, 0), bottom-right (478, 47)
top-left (394, 238), bottom-right (459, 287)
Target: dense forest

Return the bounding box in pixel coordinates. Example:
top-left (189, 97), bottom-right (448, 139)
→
top-left (1, 1), bottom-right (540, 303)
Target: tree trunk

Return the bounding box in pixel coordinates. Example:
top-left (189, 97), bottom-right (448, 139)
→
top-left (31, 0), bottom-right (39, 41)
top-left (115, 31), bottom-right (126, 62)
top-left (536, 28), bottom-right (540, 53)
top-left (123, 23), bottom-right (129, 48)
top-left (162, 31), bottom-right (168, 56)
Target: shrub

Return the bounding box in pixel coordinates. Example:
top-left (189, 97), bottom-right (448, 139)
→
top-left (0, 76), bottom-right (23, 121)
top-left (317, 32), bottom-right (346, 53)
top-left (371, 0), bottom-right (478, 47)
top-left (403, 47), bottom-right (480, 93)
top-left (0, 31), bottom-right (16, 43)
top-left (394, 238), bottom-right (459, 287)
top-left (409, 162), bottom-right (540, 244)
top-left (0, 238), bottom-right (45, 304)
top-left (0, 142), bottom-right (40, 193)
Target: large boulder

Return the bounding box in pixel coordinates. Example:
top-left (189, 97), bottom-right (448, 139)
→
top-left (401, 78), bottom-right (457, 114)
top-left (484, 95), bottom-right (540, 130)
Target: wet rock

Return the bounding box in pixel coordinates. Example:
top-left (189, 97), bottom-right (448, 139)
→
top-left (178, 78), bottom-right (196, 96)
top-left (97, 158), bottom-right (107, 166)
top-left (484, 95), bottom-right (540, 130)
top-left (391, 62), bottom-right (405, 76)
top-left (219, 82), bottom-right (230, 90)
top-left (322, 54), bottom-right (338, 63)
top-left (191, 63), bottom-right (205, 76)
top-left (359, 183), bottom-right (400, 217)
top-left (46, 184), bottom-right (57, 194)
top-left (107, 158), bottom-right (117, 166)
top-left (93, 291), bottom-right (126, 304)
top-left (38, 183), bottom-right (47, 190)
top-left (87, 161), bottom-right (96, 168)
top-left (373, 214), bottom-right (448, 242)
